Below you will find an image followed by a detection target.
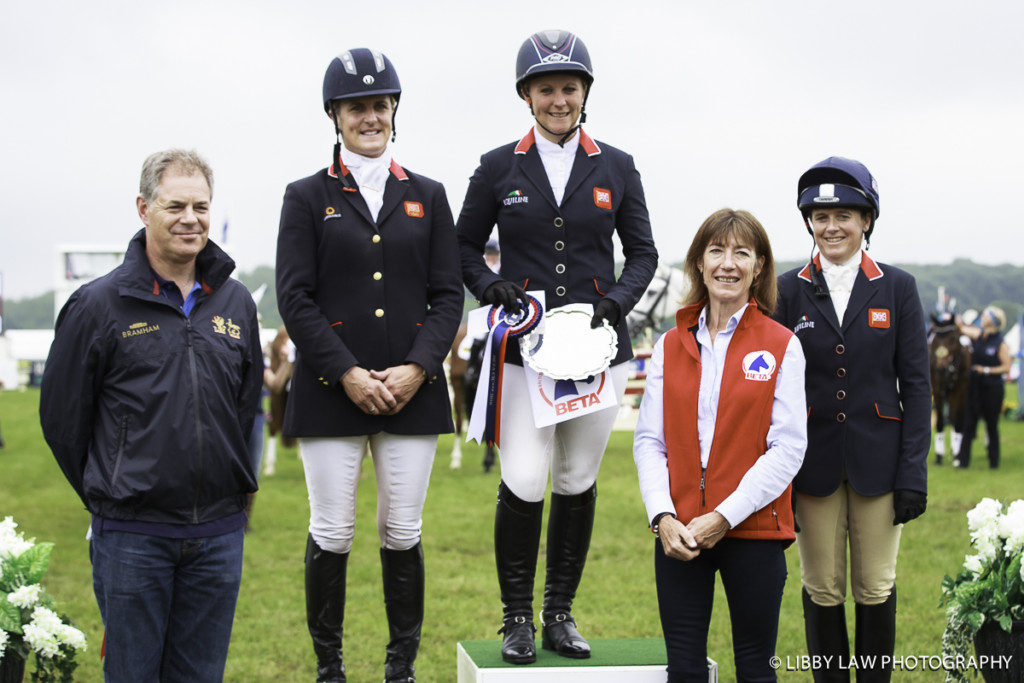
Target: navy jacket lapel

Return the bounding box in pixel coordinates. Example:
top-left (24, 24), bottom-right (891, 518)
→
top-left (842, 272), bottom-right (879, 333)
top-left (518, 149), bottom-right (559, 211)
top-left (561, 147), bottom-right (598, 206)
top-left (376, 173), bottom-right (409, 226)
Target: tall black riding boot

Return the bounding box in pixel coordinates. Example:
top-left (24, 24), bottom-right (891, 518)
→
top-left (495, 480), bottom-right (544, 664)
top-left (541, 484), bottom-right (596, 659)
top-left (381, 542), bottom-right (425, 683)
top-left (854, 589), bottom-right (896, 683)
top-left (305, 535), bottom-right (348, 682)
top-left (802, 589), bottom-right (850, 682)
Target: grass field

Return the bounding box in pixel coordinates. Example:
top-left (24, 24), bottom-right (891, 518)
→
top-left (2, 387), bottom-right (1022, 681)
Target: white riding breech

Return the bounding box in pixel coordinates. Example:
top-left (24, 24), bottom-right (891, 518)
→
top-left (299, 433), bottom-right (437, 554)
top-left (497, 363), bottom-right (629, 501)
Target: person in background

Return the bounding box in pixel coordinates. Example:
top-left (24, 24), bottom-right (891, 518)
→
top-left (955, 306), bottom-right (1011, 468)
top-left (275, 48), bottom-right (463, 682)
top-left (262, 325), bottom-right (296, 476)
top-left (457, 29), bottom-right (657, 664)
top-left (775, 157), bottom-right (931, 682)
top-left (634, 209), bottom-right (806, 682)
top-left (40, 149), bottom-right (263, 682)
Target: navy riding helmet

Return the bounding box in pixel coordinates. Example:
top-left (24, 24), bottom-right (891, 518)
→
top-left (323, 48), bottom-right (401, 112)
top-left (515, 30), bottom-right (593, 98)
top-left (797, 157), bottom-right (880, 236)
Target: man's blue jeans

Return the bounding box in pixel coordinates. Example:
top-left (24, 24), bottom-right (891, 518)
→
top-left (90, 527), bottom-right (245, 682)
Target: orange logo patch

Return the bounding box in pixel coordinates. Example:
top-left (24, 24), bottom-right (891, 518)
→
top-left (868, 308), bottom-right (890, 328)
top-left (593, 187), bottom-right (612, 209)
top-left (404, 201), bottom-right (424, 218)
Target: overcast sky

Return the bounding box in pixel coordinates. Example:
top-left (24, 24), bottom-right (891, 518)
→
top-left (2, 0), bottom-right (1022, 299)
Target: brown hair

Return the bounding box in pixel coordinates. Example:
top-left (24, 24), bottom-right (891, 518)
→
top-left (682, 208), bottom-right (778, 314)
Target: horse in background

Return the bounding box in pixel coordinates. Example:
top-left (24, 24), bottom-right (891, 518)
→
top-left (447, 322), bottom-right (496, 472)
top-left (263, 326), bottom-right (296, 476)
top-left (626, 262), bottom-right (688, 341)
top-left (929, 312), bottom-right (970, 464)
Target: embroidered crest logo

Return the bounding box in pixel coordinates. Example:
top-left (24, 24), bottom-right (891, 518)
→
top-left (742, 351), bottom-right (777, 381)
top-left (794, 315), bottom-right (815, 333)
top-left (323, 206), bottom-right (341, 221)
top-left (212, 316), bottom-right (242, 339)
top-left (869, 308), bottom-right (890, 329)
top-left (503, 189), bottom-right (529, 206)
top-left (404, 201), bottom-right (424, 218)
top-left (593, 187), bottom-right (612, 209)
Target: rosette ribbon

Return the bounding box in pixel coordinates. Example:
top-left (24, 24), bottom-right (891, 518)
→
top-left (484, 295), bottom-right (543, 446)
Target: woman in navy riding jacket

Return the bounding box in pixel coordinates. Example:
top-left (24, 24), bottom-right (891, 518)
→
top-left (456, 29), bottom-right (658, 664)
top-left (634, 209), bottom-right (807, 682)
top-left (275, 48), bottom-right (463, 683)
top-left (955, 306), bottom-right (1011, 468)
top-left (774, 157), bottom-right (931, 682)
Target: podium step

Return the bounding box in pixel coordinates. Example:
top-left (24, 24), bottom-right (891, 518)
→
top-left (457, 639), bottom-right (717, 682)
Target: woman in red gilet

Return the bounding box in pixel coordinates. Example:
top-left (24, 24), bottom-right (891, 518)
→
top-left (633, 209), bottom-right (807, 682)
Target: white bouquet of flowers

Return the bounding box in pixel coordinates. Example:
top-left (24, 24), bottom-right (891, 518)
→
top-left (0, 516), bottom-right (87, 681)
top-left (940, 498), bottom-right (1024, 682)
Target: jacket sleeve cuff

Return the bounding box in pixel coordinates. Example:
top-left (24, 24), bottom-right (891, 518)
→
top-left (644, 493), bottom-right (677, 526)
top-left (716, 493), bottom-right (756, 529)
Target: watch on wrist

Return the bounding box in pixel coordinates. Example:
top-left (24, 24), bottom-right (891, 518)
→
top-left (651, 512), bottom-right (676, 535)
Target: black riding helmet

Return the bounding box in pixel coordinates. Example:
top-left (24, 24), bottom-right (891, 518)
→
top-left (515, 30), bottom-right (593, 145)
top-left (322, 48), bottom-right (401, 181)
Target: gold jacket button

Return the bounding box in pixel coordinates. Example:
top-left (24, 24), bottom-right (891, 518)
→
top-left (553, 217), bottom-right (564, 228)
top-left (372, 234), bottom-right (381, 243)
top-left (837, 367), bottom-right (847, 378)
top-left (837, 412), bottom-right (847, 423)
top-left (837, 390), bottom-right (846, 400)
top-left (555, 286), bottom-right (566, 297)
top-left (375, 309), bottom-right (384, 318)
top-left (373, 272), bottom-right (382, 280)
top-left (835, 344), bottom-right (845, 355)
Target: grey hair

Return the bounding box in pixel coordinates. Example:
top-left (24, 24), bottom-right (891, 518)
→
top-left (138, 148), bottom-right (214, 204)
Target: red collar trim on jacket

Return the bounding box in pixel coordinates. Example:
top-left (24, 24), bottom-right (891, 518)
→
top-left (578, 129), bottom-right (601, 156)
top-left (859, 251), bottom-right (884, 280)
top-left (514, 128), bottom-right (536, 154)
top-left (513, 127), bottom-right (602, 156)
top-left (327, 158), bottom-right (407, 181)
top-left (389, 159), bottom-right (409, 181)
top-left (797, 251), bottom-right (884, 283)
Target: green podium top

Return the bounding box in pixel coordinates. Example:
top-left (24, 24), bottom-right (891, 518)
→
top-left (458, 638), bottom-right (668, 669)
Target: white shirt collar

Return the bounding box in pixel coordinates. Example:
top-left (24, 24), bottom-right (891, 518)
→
top-left (697, 303), bottom-right (749, 338)
top-left (340, 146), bottom-right (391, 191)
top-left (820, 249), bottom-right (862, 275)
top-left (533, 124), bottom-right (579, 160)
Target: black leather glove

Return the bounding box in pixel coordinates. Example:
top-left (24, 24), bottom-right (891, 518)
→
top-left (892, 489), bottom-right (927, 525)
top-left (483, 281), bottom-right (527, 314)
top-left (590, 298), bottom-right (621, 328)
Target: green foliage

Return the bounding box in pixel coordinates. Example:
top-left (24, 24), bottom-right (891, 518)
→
top-left (2, 290), bottom-right (54, 330)
top-left (0, 593), bottom-right (22, 633)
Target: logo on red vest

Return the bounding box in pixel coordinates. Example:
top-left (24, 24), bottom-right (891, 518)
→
top-left (538, 373), bottom-right (606, 416)
top-left (742, 351), bottom-right (777, 381)
top-left (404, 201), bottom-right (424, 218)
top-left (593, 187), bottom-right (612, 209)
top-left (868, 308), bottom-right (890, 329)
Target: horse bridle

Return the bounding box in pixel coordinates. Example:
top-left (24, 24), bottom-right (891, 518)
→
top-left (629, 267), bottom-right (673, 335)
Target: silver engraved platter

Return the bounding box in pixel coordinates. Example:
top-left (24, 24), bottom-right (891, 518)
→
top-left (521, 305), bottom-right (618, 380)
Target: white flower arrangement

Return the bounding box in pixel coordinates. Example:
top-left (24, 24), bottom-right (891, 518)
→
top-left (0, 516), bottom-right (87, 681)
top-left (941, 498), bottom-right (1024, 682)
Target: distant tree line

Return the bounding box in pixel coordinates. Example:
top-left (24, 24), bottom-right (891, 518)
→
top-left (3, 259), bottom-right (1022, 331)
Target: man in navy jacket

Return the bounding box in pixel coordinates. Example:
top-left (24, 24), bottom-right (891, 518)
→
top-left (40, 149), bottom-right (263, 682)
